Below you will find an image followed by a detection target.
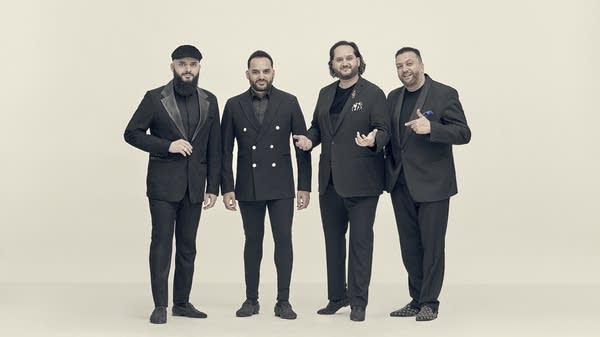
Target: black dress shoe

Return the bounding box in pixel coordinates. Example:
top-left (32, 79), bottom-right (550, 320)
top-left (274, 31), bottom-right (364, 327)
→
top-left (149, 306), bottom-right (166, 324)
top-left (415, 306), bottom-right (438, 321)
top-left (274, 301), bottom-right (297, 320)
top-left (172, 302), bottom-right (207, 318)
top-left (390, 303), bottom-right (420, 317)
top-left (350, 306), bottom-right (365, 322)
top-left (316, 298), bottom-right (349, 315)
top-left (236, 300), bottom-right (260, 317)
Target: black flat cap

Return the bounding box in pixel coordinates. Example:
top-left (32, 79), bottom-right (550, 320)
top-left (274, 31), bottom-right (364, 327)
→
top-left (171, 45), bottom-right (203, 61)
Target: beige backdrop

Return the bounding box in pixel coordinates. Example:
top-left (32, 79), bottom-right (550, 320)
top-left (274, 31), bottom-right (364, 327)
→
top-left (0, 0), bottom-right (598, 286)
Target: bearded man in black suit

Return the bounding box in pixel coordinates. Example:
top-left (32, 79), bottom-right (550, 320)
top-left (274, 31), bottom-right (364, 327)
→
top-left (124, 45), bottom-right (221, 324)
top-left (221, 50), bottom-right (311, 320)
top-left (385, 47), bottom-right (471, 321)
top-left (294, 40), bottom-right (390, 322)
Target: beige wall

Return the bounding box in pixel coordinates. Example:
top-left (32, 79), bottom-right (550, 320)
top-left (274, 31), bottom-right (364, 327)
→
top-left (1, 0), bottom-right (598, 285)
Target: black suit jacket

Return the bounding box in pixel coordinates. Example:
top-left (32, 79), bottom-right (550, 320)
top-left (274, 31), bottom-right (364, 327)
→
top-left (124, 80), bottom-right (221, 203)
top-left (385, 75), bottom-right (471, 202)
top-left (221, 87), bottom-right (311, 201)
top-left (307, 77), bottom-right (390, 197)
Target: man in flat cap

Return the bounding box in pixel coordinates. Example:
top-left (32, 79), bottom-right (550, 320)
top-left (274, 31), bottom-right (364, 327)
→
top-left (124, 44), bottom-right (221, 324)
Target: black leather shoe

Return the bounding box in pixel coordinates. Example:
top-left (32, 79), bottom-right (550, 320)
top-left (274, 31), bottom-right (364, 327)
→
top-left (149, 306), bottom-right (166, 324)
top-left (236, 300), bottom-right (260, 317)
top-left (172, 302), bottom-right (207, 318)
top-left (316, 298), bottom-right (350, 315)
top-left (390, 303), bottom-right (420, 317)
top-left (415, 306), bottom-right (438, 321)
top-left (274, 301), bottom-right (297, 320)
top-left (350, 306), bottom-right (365, 322)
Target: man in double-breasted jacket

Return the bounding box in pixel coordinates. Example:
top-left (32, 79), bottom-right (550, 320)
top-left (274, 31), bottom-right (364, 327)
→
top-left (221, 50), bottom-right (311, 320)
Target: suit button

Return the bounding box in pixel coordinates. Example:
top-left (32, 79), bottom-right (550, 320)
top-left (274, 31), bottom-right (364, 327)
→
top-left (243, 128), bottom-right (247, 132)
top-left (272, 163), bottom-right (276, 167)
top-left (331, 141), bottom-right (335, 144)
top-left (252, 145), bottom-right (256, 150)
top-left (275, 125), bottom-right (280, 130)
top-left (269, 145), bottom-right (274, 149)
top-left (252, 163), bottom-right (257, 168)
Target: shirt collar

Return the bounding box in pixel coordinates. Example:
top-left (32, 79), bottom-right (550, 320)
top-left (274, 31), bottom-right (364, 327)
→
top-left (250, 86), bottom-right (272, 100)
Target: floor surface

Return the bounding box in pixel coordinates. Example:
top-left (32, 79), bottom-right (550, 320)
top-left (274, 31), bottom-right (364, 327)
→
top-left (1, 283), bottom-right (598, 337)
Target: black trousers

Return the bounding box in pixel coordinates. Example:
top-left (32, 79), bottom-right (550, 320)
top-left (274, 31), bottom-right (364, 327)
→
top-left (238, 198), bottom-right (294, 302)
top-left (390, 178), bottom-right (449, 311)
top-left (319, 182), bottom-right (379, 308)
top-left (148, 192), bottom-right (202, 307)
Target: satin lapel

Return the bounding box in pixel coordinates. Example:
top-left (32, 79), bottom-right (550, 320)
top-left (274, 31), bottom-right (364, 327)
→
top-left (191, 88), bottom-right (210, 141)
top-left (332, 78), bottom-right (363, 135)
top-left (256, 88), bottom-right (283, 143)
top-left (401, 77), bottom-right (431, 147)
top-left (239, 90), bottom-right (261, 132)
top-left (160, 81), bottom-right (187, 139)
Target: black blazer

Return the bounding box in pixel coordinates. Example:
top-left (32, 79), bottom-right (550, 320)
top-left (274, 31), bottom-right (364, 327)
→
top-left (385, 75), bottom-right (471, 202)
top-left (124, 81), bottom-right (221, 203)
top-left (221, 87), bottom-right (311, 201)
top-left (307, 77), bottom-right (390, 197)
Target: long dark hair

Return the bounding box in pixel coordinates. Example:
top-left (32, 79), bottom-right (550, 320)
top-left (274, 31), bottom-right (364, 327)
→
top-left (328, 40), bottom-right (366, 77)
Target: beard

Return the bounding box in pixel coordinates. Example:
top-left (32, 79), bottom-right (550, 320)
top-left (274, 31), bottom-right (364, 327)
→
top-left (400, 71), bottom-right (423, 89)
top-left (173, 70), bottom-right (199, 96)
top-left (334, 66), bottom-right (359, 80)
top-left (250, 79), bottom-right (272, 94)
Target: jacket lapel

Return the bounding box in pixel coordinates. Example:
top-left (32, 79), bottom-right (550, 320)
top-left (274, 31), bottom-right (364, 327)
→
top-left (401, 75), bottom-right (431, 146)
top-left (394, 87), bottom-right (405, 136)
top-left (160, 81), bottom-right (188, 139)
top-left (319, 83), bottom-right (336, 137)
top-left (190, 88), bottom-right (210, 141)
top-left (394, 88), bottom-right (406, 149)
top-left (239, 89), bottom-right (261, 132)
top-left (332, 78), bottom-right (364, 135)
top-left (256, 87), bottom-right (283, 143)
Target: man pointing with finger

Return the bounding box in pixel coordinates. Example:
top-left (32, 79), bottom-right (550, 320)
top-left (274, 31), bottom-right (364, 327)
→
top-left (385, 47), bottom-right (470, 321)
top-left (124, 44), bottom-right (221, 324)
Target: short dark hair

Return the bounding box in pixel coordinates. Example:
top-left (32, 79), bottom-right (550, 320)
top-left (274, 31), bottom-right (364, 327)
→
top-left (395, 47), bottom-right (422, 61)
top-left (247, 50), bottom-right (273, 68)
top-left (328, 40), bottom-right (366, 77)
